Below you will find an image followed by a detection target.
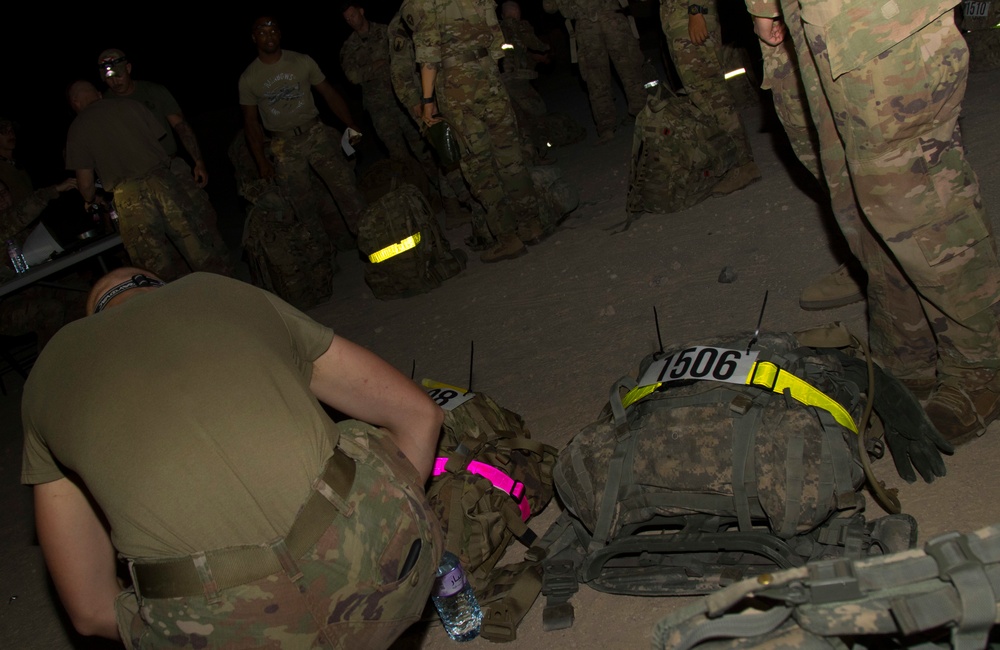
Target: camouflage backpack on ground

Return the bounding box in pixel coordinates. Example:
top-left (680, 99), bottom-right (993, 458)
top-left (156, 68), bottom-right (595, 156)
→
top-left (242, 187), bottom-right (337, 311)
top-left (423, 384), bottom-right (559, 642)
top-left (537, 329), bottom-right (924, 631)
top-left (356, 183), bottom-right (466, 300)
top-left (627, 83), bottom-right (740, 216)
top-left (654, 523), bottom-right (1000, 650)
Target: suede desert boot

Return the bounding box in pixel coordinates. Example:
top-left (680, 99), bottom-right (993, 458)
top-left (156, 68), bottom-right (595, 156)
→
top-left (924, 372), bottom-right (1000, 446)
top-left (479, 232), bottom-right (527, 263)
top-left (799, 263), bottom-right (865, 310)
top-left (711, 161), bottom-right (762, 196)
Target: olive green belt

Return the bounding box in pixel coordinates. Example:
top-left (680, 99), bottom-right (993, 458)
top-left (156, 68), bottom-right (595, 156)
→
top-left (128, 447), bottom-right (356, 600)
top-left (441, 47), bottom-right (490, 68)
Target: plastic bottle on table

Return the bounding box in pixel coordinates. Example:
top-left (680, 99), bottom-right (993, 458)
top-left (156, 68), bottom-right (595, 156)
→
top-left (431, 551), bottom-right (482, 642)
top-left (6, 239), bottom-right (29, 274)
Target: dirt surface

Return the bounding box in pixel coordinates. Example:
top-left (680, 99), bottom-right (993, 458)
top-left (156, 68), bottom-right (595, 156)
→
top-left (3, 63), bottom-right (1000, 650)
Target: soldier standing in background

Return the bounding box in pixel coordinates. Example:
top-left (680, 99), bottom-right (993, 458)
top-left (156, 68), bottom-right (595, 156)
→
top-left (658, 0), bottom-right (761, 194)
top-left (543, 0), bottom-right (648, 144)
top-left (747, 0), bottom-right (1000, 444)
top-left (403, 0), bottom-right (548, 263)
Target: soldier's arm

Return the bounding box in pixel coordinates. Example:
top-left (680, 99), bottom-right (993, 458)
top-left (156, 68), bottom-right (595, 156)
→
top-left (241, 104), bottom-right (274, 180)
top-left (313, 80), bottom-right (362, 133)
top-left (309, 335), bottom-right (443, 484)
top-left (166, 112), bottom-right (209, 188)
top-left (76, 168), bottom-right (97, 204)
top-left (340, 42), bottom-right (363, 86)
top-left (34, 476), bottom-right (121, 641)
top-left (419, 62), bottom-right (442, 125)
top-left (0, 181), bottom-right (73, 242)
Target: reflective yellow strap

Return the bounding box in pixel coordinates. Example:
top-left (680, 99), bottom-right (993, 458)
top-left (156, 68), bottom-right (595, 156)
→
top-left (621, 383), bottom-right (658, 409)
top-left (746, 361), bottom-right (858, 434)
top-left (421, 378), bottom-right (468, 393)
top-left (368, 232), bottom-right (422, 263)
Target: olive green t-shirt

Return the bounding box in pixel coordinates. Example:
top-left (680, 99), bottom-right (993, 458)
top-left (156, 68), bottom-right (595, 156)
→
top-left (114, 80), bottom-right (182, 157)
top-left (238, 50), bottom-right (325, 133)
top-left (21, 273), bottom-right (337, 558)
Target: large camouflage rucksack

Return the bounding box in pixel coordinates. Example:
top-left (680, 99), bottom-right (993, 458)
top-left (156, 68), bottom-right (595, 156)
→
top-left (423, 382), bottom-right (559, 642)
top-left (356, 183), bottom-right (466, 300)
top-left (627, 83), bottom-right (740, 216)
top-left (537, 329), bottom-right (921, 631)
top-left (242, 187), bottom-right (337, 311)
top-left (654, 523), bottom-right (1000, 650)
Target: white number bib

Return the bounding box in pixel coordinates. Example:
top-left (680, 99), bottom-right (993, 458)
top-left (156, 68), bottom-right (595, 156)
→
top-left (422, 379), bottom-right (476, 411)
top-left (637, 346), bottom-right (759, 387)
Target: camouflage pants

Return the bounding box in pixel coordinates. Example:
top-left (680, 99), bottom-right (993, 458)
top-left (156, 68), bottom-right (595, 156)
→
top-left (575, 14), bottom-right (647, 136)
top-left (768, 5), bottom-right (1000, 382)
top-left (113, 168), bottom-right (231, 281)
top-left (438, 59), bottom-right (538, 236)
top-left (270, 123), bottom-right (367, 234)
top-left (168, 157), bottom-right (218, 231)
top-left (660, 0), bottom-right (754, 165)
top-left (116, 421), bottom-right (443, 650)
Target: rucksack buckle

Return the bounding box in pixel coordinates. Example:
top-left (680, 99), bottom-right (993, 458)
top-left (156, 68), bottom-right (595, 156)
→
top-left (481, 607), bottom-right (518, 642)
top-left (807, 558), bottom-right (861, 604)
top-left (542, 558), bottom-right (579, 600)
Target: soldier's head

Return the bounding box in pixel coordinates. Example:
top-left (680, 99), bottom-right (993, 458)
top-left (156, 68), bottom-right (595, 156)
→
top-left (251, 16), bottom-right (282, 56)
top-left (97, 48), bottom-right (134, 96)
top-left (87, 267), bottom-right (166, 315)
top-left (501, 1), bottom-right (521, 19)
top-left (341, 4), bottom-right (368, 34)
top-left (67, 81), bottom-right (102, 114)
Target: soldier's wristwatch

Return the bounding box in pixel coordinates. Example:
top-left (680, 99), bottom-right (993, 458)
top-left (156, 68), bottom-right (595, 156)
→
top-left (688, 4), bottom-right (709, 15)
top-left (420, 97), bottom-right (435, 105)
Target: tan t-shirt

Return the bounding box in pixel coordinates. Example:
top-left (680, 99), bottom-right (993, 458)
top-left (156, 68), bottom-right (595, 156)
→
top-left (21, 273), bottom-right (337, 558)
top-left (238, 50), bottom-right (325, 133)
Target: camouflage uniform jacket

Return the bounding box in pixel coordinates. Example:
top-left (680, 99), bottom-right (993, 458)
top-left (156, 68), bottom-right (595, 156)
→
top-left (543, 0), bottom-right (635, 24)
top-left (388, 12), bottom-right (422, 111)
top-left (404, 0), bottom-right (506, 66)
top-left (500, 17), bottom-right (550, 76)
top-left (745, 0), bottom-right (959, 78)
top-left (340, 22), bottom-right (397, 112)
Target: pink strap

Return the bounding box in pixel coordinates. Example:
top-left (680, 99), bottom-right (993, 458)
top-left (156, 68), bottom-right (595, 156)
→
top-left (432, 457), bottom-right (530, 522)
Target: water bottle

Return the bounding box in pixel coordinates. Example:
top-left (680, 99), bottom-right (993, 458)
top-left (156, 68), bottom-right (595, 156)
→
top-left (431, 551), bottom-right (482, 642)
top-left (6, 239), bottom-right (28, 274)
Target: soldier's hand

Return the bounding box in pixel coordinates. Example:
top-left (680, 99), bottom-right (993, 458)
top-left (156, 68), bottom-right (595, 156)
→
top-left (753, 16), bottom-right (786, 46)
top-left (688, 15), bottom-right (709, 45)
top-left (422, 103), bottom-right (443, 126)
top-left (192, 161), bottom-right (209, 188)
top-left (55, 178), bottom-right (78, 193)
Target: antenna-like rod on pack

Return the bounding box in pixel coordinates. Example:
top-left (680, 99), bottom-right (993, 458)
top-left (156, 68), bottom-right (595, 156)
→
top-left (653, 306), bottom-right (664, 354)
top-left (467, 340), bottom-right (474, 395)
top-left (747, 290), bottom-right (769, 354)
top-left (410, 359), bottom-right (416, 381)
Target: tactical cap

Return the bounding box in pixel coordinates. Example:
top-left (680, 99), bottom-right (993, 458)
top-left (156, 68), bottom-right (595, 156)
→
top-left (97, 48), bottom-right (128, 78)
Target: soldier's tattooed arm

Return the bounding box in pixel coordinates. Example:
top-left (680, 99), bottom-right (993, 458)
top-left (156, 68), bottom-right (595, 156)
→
top-left (35, 476), bottom-right (122, 641)
top-left (419, 62), bottom-right (442, 125)
top-left (167, 114), bottom-right (209, 188)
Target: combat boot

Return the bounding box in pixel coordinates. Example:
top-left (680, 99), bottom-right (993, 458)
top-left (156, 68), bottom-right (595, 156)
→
top-left (479, 233), bottom-right (527, 263)
top-left (799, 263), bottom-right (865, 310)
top-left (711, 161), bottom-right (762, 196)
top-left (516, 217), bottom-right (548, 246)
top-left (924, 374), bottom-right (1000, 446)
top-left (594, 130), bottom-right (615, 146)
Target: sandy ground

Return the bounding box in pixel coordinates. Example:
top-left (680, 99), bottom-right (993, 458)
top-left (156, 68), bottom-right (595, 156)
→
top-left (3, 61), bottom-right (1000, 649)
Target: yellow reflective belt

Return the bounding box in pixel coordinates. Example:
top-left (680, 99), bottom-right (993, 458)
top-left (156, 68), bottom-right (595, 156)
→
top-left (745, 361), bottom-right (858, 433)
top-left (368, 232), bottom-right (421, 263)
top-left (619, 361), bottom-right (858, 434)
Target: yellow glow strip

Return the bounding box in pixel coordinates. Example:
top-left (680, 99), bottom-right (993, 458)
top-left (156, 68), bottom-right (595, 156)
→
top-left (422, 379), bottom-right (469, 393)
top-left (619, 361), bottom-right (858, 433)
top-left (724, 68), bottom-right (747, 80)
top-left (368, 233), bottom-right (421, 263)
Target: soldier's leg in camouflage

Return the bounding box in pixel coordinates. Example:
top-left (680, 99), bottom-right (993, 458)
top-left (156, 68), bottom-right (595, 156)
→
top-left (662, 0), bottom-right (760, 195)
top-left (168, 157), bottom-right (219, 231)
top-left (576, 27), bottom-right (618, 143)
top-left (804, 10), bottom-right (1000, 442)
top-left (150, 170), bottom-right (233, 277)
top-left (113, 178), bottom-right (188, 281)
top-left (777, 0), bottom-right (938, 395)
top-left (304, 125), bottom-right (367, 235)
top-left (605, 15), bottom-right (648, 119)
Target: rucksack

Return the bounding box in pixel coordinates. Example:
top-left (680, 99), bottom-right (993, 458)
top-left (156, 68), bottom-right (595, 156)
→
top-left (423, 381), bottom-right (559, 642)
top-left (242, 187), bottom-right (337, 311)
top-left (653, 523), bottom-right (1000, 650)
top-left (627, 83), bottom-right (740, 216)
top-left (537, 330), bottom-right (916, 631)
top-left (355, 183), bottom-right (466, 300)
